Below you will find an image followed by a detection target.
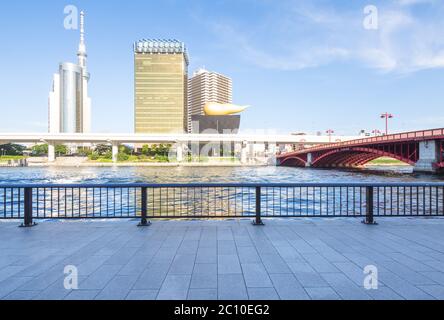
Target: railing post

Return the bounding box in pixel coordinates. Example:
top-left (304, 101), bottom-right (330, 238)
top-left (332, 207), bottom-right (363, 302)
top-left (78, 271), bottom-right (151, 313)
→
top-left (138, 187), bottom-right (151, 227)
top-left (363, 186), bottom-right (377, 225)
top-left (253, 186), bottom-right (264, 226)
top-left (20, 187), bottom-right (37, 228)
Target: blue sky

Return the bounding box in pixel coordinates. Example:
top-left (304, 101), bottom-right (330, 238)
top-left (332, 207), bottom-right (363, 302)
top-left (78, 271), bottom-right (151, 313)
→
top-left (1, 0), bottom-right (444, 135)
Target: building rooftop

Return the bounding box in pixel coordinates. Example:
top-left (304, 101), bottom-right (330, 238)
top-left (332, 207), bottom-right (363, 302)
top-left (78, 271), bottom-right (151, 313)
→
top-left (133, 39), bottom-right (189, 64)
top-left (1, 218), bottom-right (444, 300)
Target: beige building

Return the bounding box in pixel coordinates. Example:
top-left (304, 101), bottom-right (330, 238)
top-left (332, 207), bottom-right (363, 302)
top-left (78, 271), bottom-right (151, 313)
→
top-left (188, 68), bottom-right (232, 132)
top-left (134, 39), bottom-right (189, 134)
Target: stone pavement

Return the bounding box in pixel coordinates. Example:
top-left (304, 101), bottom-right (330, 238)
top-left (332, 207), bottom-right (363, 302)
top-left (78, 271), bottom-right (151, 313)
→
top-left (1, 217), bottom-right (444, 300)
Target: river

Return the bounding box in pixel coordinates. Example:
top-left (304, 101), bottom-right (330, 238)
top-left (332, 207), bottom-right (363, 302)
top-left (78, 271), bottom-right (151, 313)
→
top-left (0, 165), bottom-right (443, 185)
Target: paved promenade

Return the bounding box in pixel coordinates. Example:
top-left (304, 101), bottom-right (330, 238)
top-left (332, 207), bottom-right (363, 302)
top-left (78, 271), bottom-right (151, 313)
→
top-left (1, 218), bottom-right (444, 300)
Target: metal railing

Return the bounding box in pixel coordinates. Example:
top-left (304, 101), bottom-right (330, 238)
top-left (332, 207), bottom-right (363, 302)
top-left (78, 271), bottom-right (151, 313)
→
top-left (1, 183), bottom-right (444, 227)
top-left (279, 128), bottom-right (444, 157)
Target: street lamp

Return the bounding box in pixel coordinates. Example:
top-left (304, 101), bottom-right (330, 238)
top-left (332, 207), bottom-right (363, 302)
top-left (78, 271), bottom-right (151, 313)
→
top-left (326, 129), bottom-right (335, 143)
top-left (380, 113), bottom-right (394, 135)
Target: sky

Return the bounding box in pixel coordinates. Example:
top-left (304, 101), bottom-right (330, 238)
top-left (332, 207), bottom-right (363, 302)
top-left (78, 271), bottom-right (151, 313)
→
top-left (1, 0), bottom-right (444, 135)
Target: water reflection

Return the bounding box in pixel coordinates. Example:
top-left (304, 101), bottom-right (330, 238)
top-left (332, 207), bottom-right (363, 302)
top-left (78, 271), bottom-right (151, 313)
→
top-left (0, 166), bottom-right (442, 185)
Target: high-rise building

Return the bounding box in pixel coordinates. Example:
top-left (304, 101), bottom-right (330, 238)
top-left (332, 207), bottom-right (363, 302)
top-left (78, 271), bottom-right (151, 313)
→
top-left (49, 11), bottom-right (91, 133)
top-left (188, 68), bottom-right (232, 133)
top-left (134, 39), bottom-right (189, 134)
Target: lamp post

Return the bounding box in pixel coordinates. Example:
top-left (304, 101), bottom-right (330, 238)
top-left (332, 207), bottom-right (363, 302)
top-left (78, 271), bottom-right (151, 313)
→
top-left (380, 113), bottom-right (393, 135)
top-left (326, 129), bottom-right (335, 143)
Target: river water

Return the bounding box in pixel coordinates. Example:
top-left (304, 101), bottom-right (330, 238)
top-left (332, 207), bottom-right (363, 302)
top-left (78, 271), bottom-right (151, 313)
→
top-left (0, 165), bottom-right (443, 185)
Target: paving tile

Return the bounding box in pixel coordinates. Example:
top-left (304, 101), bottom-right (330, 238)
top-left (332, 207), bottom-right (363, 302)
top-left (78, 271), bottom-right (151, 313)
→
top-left (79, 264), bottom-right (122, 290)
top-left (188, 289), bottom-right (218, 300)
top-left (157, 275), bottom-right (191, 300)
top-left (4, 290), bottom-right (41, 300)
top-left (125, 289), bottom-right (158, 300)
top-left (306, 287), bottom-right (341, 300)
top-left (242, 263), bottom-right (273, 288)
top-left (95, 275), bottom-right (138, 300)
top-left (288, 262), bottom-right (329, 288)
top-left (196, 247), bottom-right (217, 264)
top-left (118, 254), bottom-right (154, 276)
top-left (302, 253), bottom-right (339, 273)
top-left (65, 290), bottom-right (99, 300)
top-left (270, 274), bottom-right (309, 300)
top-left (190, 264), bottom-right (217, 289)
top-left (417, 285), bottom-right (444, 300)
top-left (247, 288), bottom-right (280, 300)
top-left (237, 246), bottom-right (261, 263)
top-left (321, 273), bottom-right (372, 300)
top-left (218, 255), bottom-right (242, 274)
top-left (260, 254), bottom-right (292, 274)
top-left (218, 274), bottom-right (248, 300)
top-left (132, 262), bottom-right (171, 290)
top-left (379, 271), bottom-right (434, 300)
top-left (169, 254), bottom-right (196, 275)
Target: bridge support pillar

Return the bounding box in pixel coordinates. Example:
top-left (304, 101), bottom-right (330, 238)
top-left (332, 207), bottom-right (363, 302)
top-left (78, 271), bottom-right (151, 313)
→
top-left (241, 141), bottom-right (248, 164)
top-left (176, 143), bottom-right (185, 163)
top-left (48, 142), bottom-right (56, 163)
top-left (306, 153), bottom-right (313, 167)
top-left (112, 143), bottom-right (119, 163)
top-left (267, 143), bottom-right (277, 165)
top-left (414, 140), bottom-right (439, 173)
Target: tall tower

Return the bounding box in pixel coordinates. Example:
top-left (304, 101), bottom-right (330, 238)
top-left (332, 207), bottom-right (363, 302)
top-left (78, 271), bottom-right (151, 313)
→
top-left (187, 68), bottom-right (232, 133)
top-left (134, 39), bottom-right (189, 134)
top-left (48, 10), bottom-right (91, 134)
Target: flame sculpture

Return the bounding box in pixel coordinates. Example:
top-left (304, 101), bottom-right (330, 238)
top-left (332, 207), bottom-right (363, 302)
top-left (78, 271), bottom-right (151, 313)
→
top-left (204, 103), bottom-right (249, 116)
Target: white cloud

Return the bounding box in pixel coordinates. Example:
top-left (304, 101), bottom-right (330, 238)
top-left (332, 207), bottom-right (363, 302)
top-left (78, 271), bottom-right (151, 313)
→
top-left (207, 0), bottom-right (444, 74)
top-left (396, 0), bottom-right (435, 6)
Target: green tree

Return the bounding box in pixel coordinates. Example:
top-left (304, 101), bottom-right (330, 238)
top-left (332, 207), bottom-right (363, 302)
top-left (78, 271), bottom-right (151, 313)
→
top-left (117, 152), bottom-right (129, 161)
top-left (95, 144), bottom-right (112, 156)
top-left (119, 145), bottom-right (133, 155)
top-left (89, 152), bottom-right (100, 160)
top-left (141, 144), bottom-right (151, 156)
top-left (0, 143), bottom-right (26, 156)
top-left (31, 144), bottom-right (48, 156)
top-left (55, 145), bottom-right (68, 156)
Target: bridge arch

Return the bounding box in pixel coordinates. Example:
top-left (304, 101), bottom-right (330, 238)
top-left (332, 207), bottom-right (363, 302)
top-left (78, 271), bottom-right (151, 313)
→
top-left (311, 147), bottom-right (415, 167)
top-left (279, 156), bottom-right (307, 167)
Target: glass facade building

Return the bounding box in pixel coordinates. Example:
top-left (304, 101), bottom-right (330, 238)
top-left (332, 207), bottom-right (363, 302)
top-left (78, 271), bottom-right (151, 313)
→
top-left (134, 39), bottom-right (189, 134)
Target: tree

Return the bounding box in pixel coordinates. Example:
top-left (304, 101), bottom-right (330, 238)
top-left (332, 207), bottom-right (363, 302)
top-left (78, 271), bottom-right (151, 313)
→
top-left (117, 152), bottom-right (129, 161)
top-left (95, 144), bottom-right (112, 156)
top-left (55, 145), bottom-right (68, 156)
top-left (119, 145), bottom-right (133, 155)
top-left (31, 144), bottom-right (48, 156)
top-left (141, 144), bottom-right (151, 156)
top-left (0, 143), bottom-right (26, 156)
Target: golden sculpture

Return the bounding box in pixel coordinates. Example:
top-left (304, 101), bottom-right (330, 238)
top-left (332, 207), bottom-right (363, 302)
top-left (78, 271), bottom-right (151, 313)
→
top-left (204, 103), bottom-right (249, 116)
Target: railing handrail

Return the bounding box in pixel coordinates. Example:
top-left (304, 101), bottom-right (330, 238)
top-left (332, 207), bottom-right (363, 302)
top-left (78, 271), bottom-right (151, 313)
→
top-left (279, 127), bottom-right (444, 157)
top-left (1, 182), bottom-right (444, 188)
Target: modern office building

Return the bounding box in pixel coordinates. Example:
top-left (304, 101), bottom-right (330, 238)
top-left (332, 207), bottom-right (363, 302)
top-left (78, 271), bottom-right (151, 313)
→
top-left (188, 68), bottom-right (232, 133)
top-left (134, 39), bottom-right (189, 134)
top-left (48, 11), bottom-right (91, 134)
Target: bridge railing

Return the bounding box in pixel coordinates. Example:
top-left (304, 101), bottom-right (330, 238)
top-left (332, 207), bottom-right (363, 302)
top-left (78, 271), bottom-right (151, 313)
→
top-left (1, 183), bottom-right (444, 226)
top-left (280, 128), bottom-right (444, 156)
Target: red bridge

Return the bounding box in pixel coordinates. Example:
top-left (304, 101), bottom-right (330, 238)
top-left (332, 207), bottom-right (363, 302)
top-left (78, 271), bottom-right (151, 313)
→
top-left (277, 128), bottom-right (444, 173)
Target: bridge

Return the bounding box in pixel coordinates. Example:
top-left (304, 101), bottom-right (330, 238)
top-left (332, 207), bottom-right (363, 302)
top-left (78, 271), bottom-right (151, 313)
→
top-left (277, 128), bottom-right (444, 173)
top-left (0, 132), bottom-right (359, 163)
